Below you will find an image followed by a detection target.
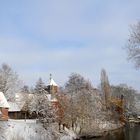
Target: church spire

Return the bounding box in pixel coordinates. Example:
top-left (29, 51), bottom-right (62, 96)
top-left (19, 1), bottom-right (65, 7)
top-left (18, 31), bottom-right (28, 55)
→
top-left (50, 73), bottom-right (52, 81)
top-left (48, 74), bottom-right (58, 86)
top-left (47, 74), bottom-right (58, 94)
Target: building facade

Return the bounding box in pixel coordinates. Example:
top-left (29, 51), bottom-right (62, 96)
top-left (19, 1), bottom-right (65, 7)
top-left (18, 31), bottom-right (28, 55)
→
top-left (0, 92), bottom-right (10, 121)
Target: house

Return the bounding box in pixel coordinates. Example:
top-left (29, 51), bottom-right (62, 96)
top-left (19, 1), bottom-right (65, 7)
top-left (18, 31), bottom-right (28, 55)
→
top-left (7, 75), bottom-right (59, 120)
top-left (0, 92), bottom-right (10, 121)
top-left (8, 102), bottom-right (30, 119)
top-left (8, 93), bottom-right (33, 119)
top-left (8, 102), bottom-right (23, 119)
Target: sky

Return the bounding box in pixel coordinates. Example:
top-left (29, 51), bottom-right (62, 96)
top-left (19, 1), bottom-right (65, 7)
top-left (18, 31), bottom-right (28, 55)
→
top-left (0, 0), bottom-right (140, 91)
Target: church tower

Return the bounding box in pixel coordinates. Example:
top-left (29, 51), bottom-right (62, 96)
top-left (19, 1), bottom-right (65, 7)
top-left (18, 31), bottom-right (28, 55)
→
top-left (47, 74), bottom-right (58, 94)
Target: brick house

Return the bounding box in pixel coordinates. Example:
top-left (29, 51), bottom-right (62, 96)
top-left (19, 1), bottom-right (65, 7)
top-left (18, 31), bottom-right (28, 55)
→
top-left (0, 92), bottom-right (10, 121)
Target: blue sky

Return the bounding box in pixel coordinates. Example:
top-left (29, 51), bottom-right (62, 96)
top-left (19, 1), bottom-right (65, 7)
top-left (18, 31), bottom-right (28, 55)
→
top-left (0, 0), bottom-right (140, 90)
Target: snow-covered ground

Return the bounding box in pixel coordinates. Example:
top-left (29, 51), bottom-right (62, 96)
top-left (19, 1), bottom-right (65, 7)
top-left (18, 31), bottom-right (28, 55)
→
top-left (0, 119), bottom-right (74, 140)
top-left (0, 119), bottom-right (53, 140)
top-left (0, 119), bottom-right (122, 140)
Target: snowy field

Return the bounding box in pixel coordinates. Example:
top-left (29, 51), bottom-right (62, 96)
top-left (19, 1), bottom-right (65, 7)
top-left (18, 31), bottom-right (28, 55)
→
top-left (0, 119), bottom-right (52, 140)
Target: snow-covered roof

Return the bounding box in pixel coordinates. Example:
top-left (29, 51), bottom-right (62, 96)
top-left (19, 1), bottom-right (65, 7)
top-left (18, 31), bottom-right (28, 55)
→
top-left (48, 78), bottom-right (58, 86)
top-left (0, 92), bottom-right (10, 108)
top-left (46, 94), bottom-right (51, 101)
top-left (46, 94), bottom-right (57, 102)
top-left (8, 102), bottom-right (21, 112)
top-left (50, 98), bottom-right (57, 102)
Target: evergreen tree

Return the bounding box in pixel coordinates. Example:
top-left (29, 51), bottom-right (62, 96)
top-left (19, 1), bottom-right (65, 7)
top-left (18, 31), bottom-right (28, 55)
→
top-left (34, 78), bottom-right (47, 94)
top-left (21, 85), bottom-right (30, 94)
top-left (30, 78), bottom-right (55, 128)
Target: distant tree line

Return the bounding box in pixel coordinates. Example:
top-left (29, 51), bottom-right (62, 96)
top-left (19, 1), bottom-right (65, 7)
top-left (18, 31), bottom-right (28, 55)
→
top-left (0, 63), bottom-right (138, 135)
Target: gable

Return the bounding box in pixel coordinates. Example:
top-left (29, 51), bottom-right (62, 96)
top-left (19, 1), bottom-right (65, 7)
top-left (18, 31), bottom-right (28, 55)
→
top-left (0, 92), bottom-right (10, 108)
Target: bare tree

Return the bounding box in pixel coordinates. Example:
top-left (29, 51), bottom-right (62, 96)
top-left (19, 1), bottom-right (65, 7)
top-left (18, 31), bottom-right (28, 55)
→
top-left (110, 84), bottom-right (136, 117)
top-left (56, 91), bottom-right (71, 131)
top-left (126, 22), bottom-right (140, 68)
top-left (0, 63), bottom-right (22, 101)
top-left (61, 73), bottom-right (103, 134)
top-left (64, 73), bottom-right (89, 129)
top-left (100, 69), bottom-right (125, 123)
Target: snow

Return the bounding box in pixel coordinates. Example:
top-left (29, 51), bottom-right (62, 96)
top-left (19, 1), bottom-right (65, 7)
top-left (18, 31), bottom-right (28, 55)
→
top-left (46, 94), bottom-right (51, 101)
top-left (48, 78), bottom-right (58, 86)
top-left (46, 94), bottom-right (58, 102)
top-left (0, 119), bottom-right (75, 140)
top-left (0, 92), bottom-right (10, 108)
top-left (8, 102), bottom-right (21, 112)
top-left (0, 119), bottom-right (123, 140)
top-left (50, 98), bottom-right (57, 102)
top-left (60, 135), bottom-right (73, 140)
top-left (64, 127), bottom-right (77, 139)
top-left (98, 120), bottom-right (123, 131)
top-left (9, 119), bottom-right (36, 123)
top-left (0, 119), bottom-right (53, 140)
